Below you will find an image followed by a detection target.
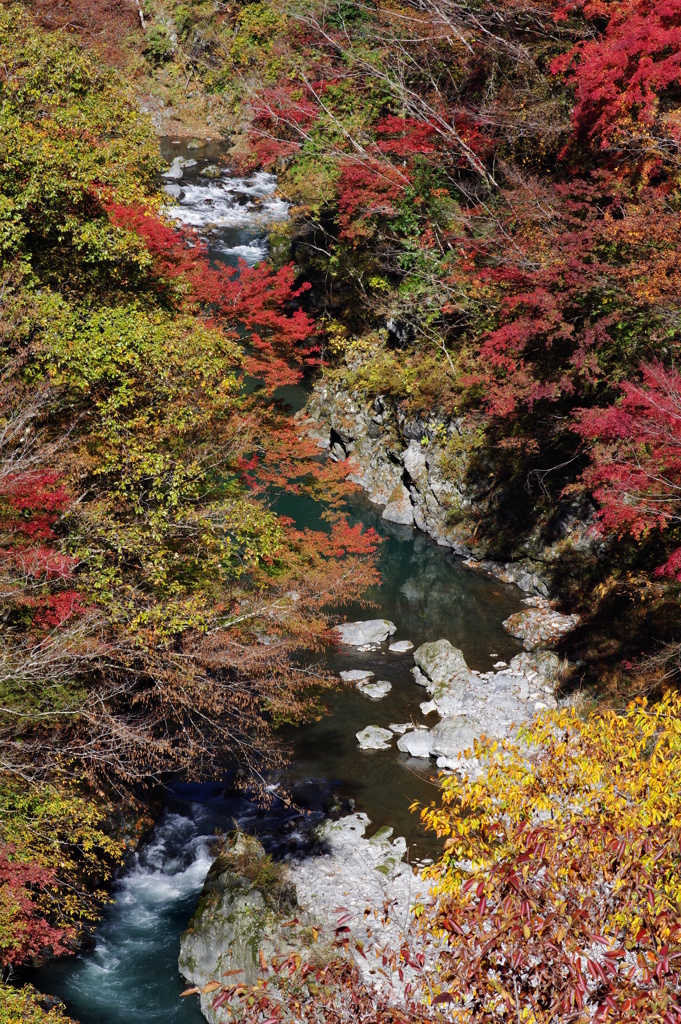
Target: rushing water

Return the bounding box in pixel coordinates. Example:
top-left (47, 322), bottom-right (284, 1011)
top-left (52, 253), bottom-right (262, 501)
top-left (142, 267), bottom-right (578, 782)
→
top-left (34, 140), bottom-right (523, 1023)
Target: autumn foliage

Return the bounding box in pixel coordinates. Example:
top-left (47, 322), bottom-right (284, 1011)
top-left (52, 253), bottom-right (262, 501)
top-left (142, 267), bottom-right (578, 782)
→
top-left (185, 697), bottom-right (681, 1024)
top-left (0, 4), bottom-right (379, 976)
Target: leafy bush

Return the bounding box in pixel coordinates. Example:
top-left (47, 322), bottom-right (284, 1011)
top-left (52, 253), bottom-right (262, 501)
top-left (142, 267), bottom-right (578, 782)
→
top-left (419, 694), bottom-right (681, 1021)
top-left (143, 26), bottom-right (175, 65)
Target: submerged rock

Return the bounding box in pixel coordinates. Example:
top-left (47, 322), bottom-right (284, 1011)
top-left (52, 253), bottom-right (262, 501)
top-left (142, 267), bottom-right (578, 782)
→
top-left (356, 725), bottom-right (393, 750)
top-left (356, 679), bottom-right (392, 700)
top-left (334, 619), bottom-right (397, 646)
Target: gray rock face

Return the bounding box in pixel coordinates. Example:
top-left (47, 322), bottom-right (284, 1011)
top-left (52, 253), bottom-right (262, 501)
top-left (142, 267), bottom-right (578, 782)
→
top-left (334, 619), bottom-right (397, 646)
top-left (397, 728), bottom-right (433, 758)
top-left (382, 484), bottom-right (414, 526)
top-left (356, 725), bottom-right (394, 749)
top-left (303, 377), bottom-right (600, 597)
top-left (356, 679), bottom-right (392, 700)
top-left (402, 440), bottom-right (427, 488)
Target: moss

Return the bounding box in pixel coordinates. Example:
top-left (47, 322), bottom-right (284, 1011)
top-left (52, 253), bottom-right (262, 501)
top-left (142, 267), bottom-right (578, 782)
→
top-left (199, 832), bottom-right (296, 914)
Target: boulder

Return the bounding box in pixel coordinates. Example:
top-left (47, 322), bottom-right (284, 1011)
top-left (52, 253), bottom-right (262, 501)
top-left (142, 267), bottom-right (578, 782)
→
top-left (388, 640), bottom-right (414, 653)
top-left (412, 639), bottom-right (475, 704)
top-left (356, 726), bottom-right (393, 750)
top-left (200, 164), bottom-right (223, 178)
top-left (503, 601), bottom-right (579, 650)
top-left (509, 650), bottom-right (562, 683)
top-left (382, 484), bottom-right (414, 527)
top-left (164, 183), bottom-right (184, 199)
top-left (340, 669), bottom-right (374, 683)
top-left (162, 156), bottom-right (184, 180)
top-left (397, 729), bottom-right (433, 759)
top-left (429, 715), bottom-right (484, 759)
top-left (389, 722), bottom-right (411, 734)
top-left (356, 679), bottom-right (392, 700)
top-left (334, 619), bottom-right (397, 646)
top-left (179, 833), bottom-right (302, 1022)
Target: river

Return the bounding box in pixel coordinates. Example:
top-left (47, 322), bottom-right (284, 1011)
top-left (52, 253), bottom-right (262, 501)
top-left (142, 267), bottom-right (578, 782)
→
top-left (34, 140), bottom-right (523, 1024)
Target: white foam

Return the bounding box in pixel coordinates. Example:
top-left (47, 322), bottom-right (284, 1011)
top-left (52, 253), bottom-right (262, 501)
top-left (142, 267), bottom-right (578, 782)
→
top-left (165, 173), bottom-right (288, 233)
top-left (216, 240), bottom-right (269, 265)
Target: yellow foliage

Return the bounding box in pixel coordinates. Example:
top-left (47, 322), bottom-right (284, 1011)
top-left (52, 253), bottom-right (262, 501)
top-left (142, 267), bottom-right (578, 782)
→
top-left (417, 693), bottom-right (681, 1021)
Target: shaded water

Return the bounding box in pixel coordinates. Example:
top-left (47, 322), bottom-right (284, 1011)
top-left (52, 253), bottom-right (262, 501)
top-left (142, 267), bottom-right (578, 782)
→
top-left (35, 141), bottom-right (523, 1023)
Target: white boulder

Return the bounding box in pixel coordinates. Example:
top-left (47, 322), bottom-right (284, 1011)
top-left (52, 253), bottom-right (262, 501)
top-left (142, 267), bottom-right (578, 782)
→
top-left (356, 726), bottom-right (394, 750)
top-left (356, 679), bottom-right (392, 700)
top-left (397, 729), bottom-right (433, 759)
top-left (340, 669), bottom-right (374, 683)
top-left (388, 640), bottom-right (414, 653)
top-left (334, 619), bottom-right (397, 646)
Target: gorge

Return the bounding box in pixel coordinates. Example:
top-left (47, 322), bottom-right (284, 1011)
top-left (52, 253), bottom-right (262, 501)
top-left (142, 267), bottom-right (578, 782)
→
top-left (4, 3), bottom-right (681, 1022)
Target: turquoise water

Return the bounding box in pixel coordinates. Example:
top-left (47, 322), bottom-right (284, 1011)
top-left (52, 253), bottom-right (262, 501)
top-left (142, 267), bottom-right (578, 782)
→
top-left (34, 143), bottom-right (522, 1023)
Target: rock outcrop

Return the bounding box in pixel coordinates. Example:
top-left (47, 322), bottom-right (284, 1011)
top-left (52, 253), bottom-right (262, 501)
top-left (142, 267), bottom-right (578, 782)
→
top-left (179, 833), bottom-right (305, 1023)
top-left (179, 817), bottom-right (425, 1021)
top-left (303, 378), bottom-right (600, 597)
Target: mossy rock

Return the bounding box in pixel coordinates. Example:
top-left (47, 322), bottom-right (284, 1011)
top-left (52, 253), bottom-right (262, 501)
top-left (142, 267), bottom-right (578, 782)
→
top-left (179, 831), bottom-right (331, 1021)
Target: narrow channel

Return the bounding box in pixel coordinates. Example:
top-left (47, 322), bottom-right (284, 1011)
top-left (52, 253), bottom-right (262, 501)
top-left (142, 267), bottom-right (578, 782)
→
top-left (34, 141), bottom-right (524, 1024)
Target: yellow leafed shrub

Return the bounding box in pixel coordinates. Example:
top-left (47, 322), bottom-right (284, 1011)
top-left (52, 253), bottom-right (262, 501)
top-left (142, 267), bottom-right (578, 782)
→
top-left (418, 694), bottom-right (681, 1022)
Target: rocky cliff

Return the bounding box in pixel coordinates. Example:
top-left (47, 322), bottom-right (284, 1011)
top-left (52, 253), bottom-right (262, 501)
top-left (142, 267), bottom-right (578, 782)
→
top-left (303, 377), bottom-right (600, 597)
